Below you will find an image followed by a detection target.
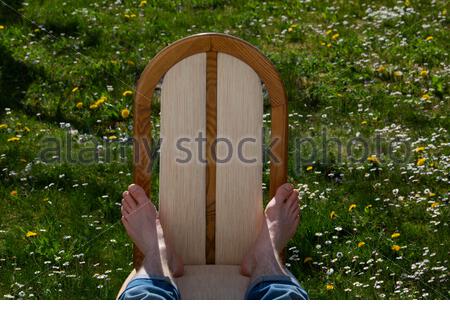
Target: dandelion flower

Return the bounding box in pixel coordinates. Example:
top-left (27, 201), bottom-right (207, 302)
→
top-left (0, 25), bottom-right (5, 30)
top-left (348, 204), bottom-right (357, 212)
top-left (414, 146), bottom-right (425, 152)
top-left (10, 190), bottom-right (18, 197)
top-left (90, 96), bottom-right (107, 109)
top-left (7, 136), bottom-right (20, 142)
top-left (420, 69), bottom-right (428, 77)
top-left (71, 87), bottom-right (79, 93)
top-left (122, 90), bottom-right (133, 97)
top-left (326, 283), bottom-right (334, 290)
top-left (430, 202), bottom-right (439, 208)
top-left (376, 65), bottom-right (385, 73)
top-left (121, 108), bottom-right (130, 119)
top-left (391, 232), bottom-right (400, 239)
top-left (139, 0), bottom-right (147, 7)
top-left (26, 231), bottom-right (38, 238)
top-left (108, 135), bottom-right (117, 140)
top-left (421, 94), bottom-right (430, 100)
top-left (416, 158), bottom-right (426, 166)
top-left (357, 241), bottom-right (365, 248)
top-left (425, 35), bottom-right (433, 41)
top-left (76, 102), bottom-right (83, 109)
top-left (306, 165), bottom-right (313, 171)
top-left (391, 245), bottom-right (401, 251)
top-left (331, 33), bottom-right (339, 40)
top-left (367, 155), bottom-right (380, 164)
top-left (0, 124), bottom-right (8, 129)
top-left (329, 211), bottom-right (337, 219)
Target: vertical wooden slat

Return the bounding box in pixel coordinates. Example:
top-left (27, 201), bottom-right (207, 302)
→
top-left (206, 51), bottom-right (217, 264)
top-left (159, 53), bottom-right (207, 265)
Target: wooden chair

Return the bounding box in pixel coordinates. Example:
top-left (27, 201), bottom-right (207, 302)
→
top-left (118, 33), bottom-right (288, 299)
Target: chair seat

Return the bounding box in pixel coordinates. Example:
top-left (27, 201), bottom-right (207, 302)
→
top-left (176, 265), bottom-right (249, 299)
top-left (118, 265), bottom-right (249, 300)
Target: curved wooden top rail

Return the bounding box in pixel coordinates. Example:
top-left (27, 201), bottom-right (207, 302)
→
top-left (133, 33), bottom-right (288, 198)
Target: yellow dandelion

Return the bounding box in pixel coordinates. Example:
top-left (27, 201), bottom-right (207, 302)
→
top-left (348, 204), bottom-right (357, 212)
top-left (420, 69), bottom-right (428, 77)
top-left (7, 136), bottom-right (20, 142)
top-left (139, 0), bottom-right (147, 7)
top-left (26, 231), bottom-right (38, 238)
top-left (391, 232), bottom-right (400, 239)
top-left (430, 202), bottom-right (439, 208)
top-left (10, 190), bottom-right (18, 197)
top-left (320, 41), bottom-right (326, 46)
top-left (327, 43), bottom-right (332, 48)
top-left (416, 158), bottom-right (426, 166)
top-left (331, 33), bottom-right (339, 40)
top-left (71, 87), bottom-right (79, 93)
top-left (376, 65), bottom-right (385, 73)
top-left (122, 90), bottom-right (133, 97)
top-left (329, 211), bottom-right (337, 219)
top-left (90, 96), bottom-right (107, 109)
top-left (303, 257), bottom-right (313, 263)
top-left (326, 283), bottom-right (334, 290)
top-left (0, 124), bottom-right (8, 129)
top-left (306, 165), bottom-right (313, 171)
top-left (121, 108), bottom-right (130, 119)
top-left (391, 245), bottom-right (401, 251)
top-left (421, 93), bottom-right (431, 100)
top-left (0, 25), bottom-right (5, 30)
top-left (76, 102), bottom-right (83, 109)
top-left (357, 241), bottom-right (365, 248)
top-left (108, 135), bottom-right (117, 140)
top-left (425, 35), bottom-right (433, 41)
top-left (393, 70), bottom-right (403, 77)
top-left (367, 155), bottom-right (380, 164)
top-left (414, 146), bottom-right (425, 152)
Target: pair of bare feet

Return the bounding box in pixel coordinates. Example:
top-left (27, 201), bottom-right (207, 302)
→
top-left (121, 183), bottom-right (300, 283)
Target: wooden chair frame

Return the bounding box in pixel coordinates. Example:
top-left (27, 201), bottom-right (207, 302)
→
top-left (131, 32), bottom-right (288, 269)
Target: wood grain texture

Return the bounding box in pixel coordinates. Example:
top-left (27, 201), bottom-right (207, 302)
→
top-left (215, 53), bottom-right (264, 264)
top-left (205, 51), bottom-right (217, 264)
top-left (159, 53), bottom-right (207, 265)
top-left (175, 265), bottom-right (249, 299)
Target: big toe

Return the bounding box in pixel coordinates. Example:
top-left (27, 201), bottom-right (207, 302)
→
top-left (274, 183), bottom-right (294, 203)
top-left (128, 184), bottom-right (149, 205)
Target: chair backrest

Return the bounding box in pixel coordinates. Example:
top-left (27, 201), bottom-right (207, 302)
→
top-left (133, 33), bottom-right (288, 267)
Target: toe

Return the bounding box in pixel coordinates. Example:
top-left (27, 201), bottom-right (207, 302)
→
top-left (274, 183), bottom-right (294, 202)
top-left (121, 200), bottom-right (132, 215)
top-left (123, 191), bottom-right (137, 208)
top-left (128, 184), bottom-right (149, 205)
top-left (285, 189), bottom-right (299, 207)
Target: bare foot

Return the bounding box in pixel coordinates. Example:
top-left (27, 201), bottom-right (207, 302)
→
top-left (121, 184), bottom-right (184, 277)
top-left (240, 183), bottom-right (300, 277)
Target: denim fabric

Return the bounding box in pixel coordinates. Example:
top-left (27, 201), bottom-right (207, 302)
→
top-left (118, 276), bottom-right (180, 300)
top-left (119, 272), bottom-right (308, 300)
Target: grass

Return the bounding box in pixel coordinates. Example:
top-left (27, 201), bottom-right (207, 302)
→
top-left (0, 0), bottom-right (449, 299)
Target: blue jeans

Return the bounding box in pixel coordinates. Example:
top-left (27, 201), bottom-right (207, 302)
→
top-left (119, 272), bottom-right (308, 300)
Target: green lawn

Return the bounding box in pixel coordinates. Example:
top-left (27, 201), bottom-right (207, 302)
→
top-left (0, 0), bottom-right (449, 299)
